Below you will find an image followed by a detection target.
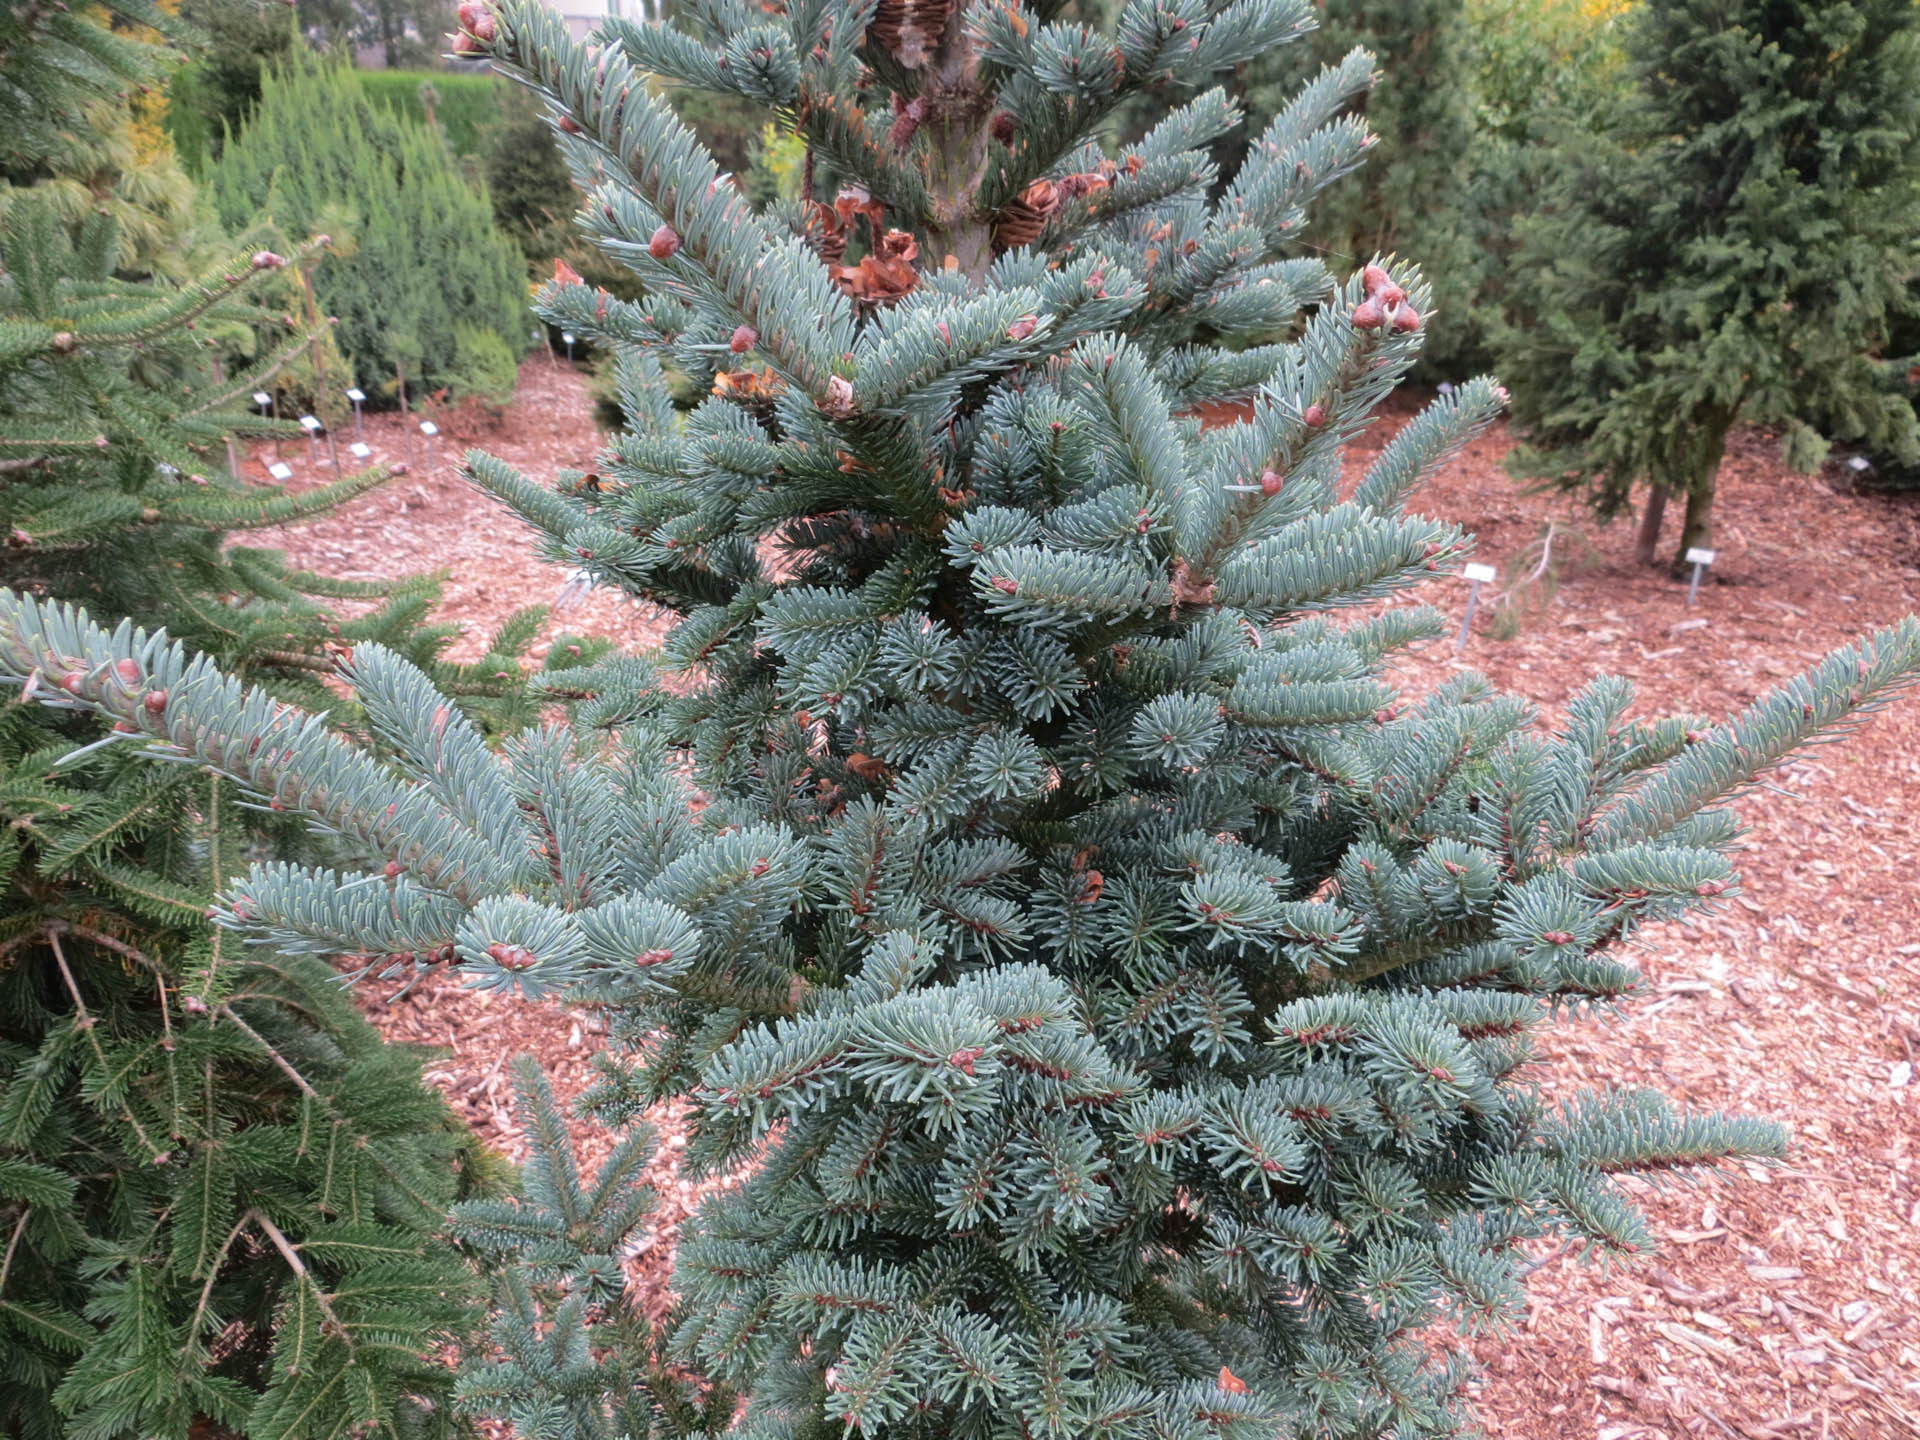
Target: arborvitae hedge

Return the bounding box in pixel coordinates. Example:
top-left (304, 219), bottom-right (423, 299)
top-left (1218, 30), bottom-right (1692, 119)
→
top-left (208, 46), bottom-right (527, 404)
top-left (362, 68), bottom-right (511, 158)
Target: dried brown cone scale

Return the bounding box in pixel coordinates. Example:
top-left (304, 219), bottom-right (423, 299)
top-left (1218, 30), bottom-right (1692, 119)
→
top-left (804, 201), bottom-right (849, 266)
top-left (991, 178), bottom-right (1060, 253)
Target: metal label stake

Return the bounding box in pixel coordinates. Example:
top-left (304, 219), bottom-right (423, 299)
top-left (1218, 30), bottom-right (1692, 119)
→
top-left (1684, 547), bottom-right (1715, 607)
top-left (255, 391), bottom-right (278, 459)
top-left (346, 387), bottom-right (366, 441)
top-left (1455, 563), bottom-right (1497, 651)
top-left (298, 414), bottom-right (323, 466)
top-left (419, 420), bottom-right (439, 472)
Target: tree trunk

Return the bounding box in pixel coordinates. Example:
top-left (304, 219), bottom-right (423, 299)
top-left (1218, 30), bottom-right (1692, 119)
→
top-left (1634, 486), bottom-right (1669, 567)
top-left (1666, 414), bottom-right (1734, 575)
top-left (920, 9), bottom-right (994, 282)
top-left (1673, 478), bottom-right (1715, 574)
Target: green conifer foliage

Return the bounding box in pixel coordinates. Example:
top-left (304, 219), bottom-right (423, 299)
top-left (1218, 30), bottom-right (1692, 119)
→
top-left (2, 23), bottom-right (533, 1429)
top-left (0, 883), bottom-right (499, 1440)
top-left (0, 0), bottom-right (188, 174)
top-left (164, 0), bottom-right (299, 176)
top-left (5, 0), bottom-right (1920, 1436)
top-left (207, 46), bottom-right (528, 404)
top-left (1500, 0), bottom-right (1920, 569)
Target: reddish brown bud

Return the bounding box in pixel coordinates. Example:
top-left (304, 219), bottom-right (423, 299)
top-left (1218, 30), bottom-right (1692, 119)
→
top-left (991, 112), bottom-right (1016, 146)
top-left (1007, 315), bottom-right (1039, 341)
top-left (1259, 469), bottom-right (1283, 497)
top-left (990, 576), bottom-right (1018, 594)
top-left (143, 689), bottom-right (168, 713)
top-left (456, 1), bottom-right (495, 39)
top-left (649, 223), bottom-right (682, 259)
top-left (1352, 298), bottom-right (1387, 329)
top-left (730, 324), bottom-right (758, 353)
top-left (559, 115), bottom-right (583, 134)
top-left (112, 657), bottom-right (142, 685)
top-left (636, 948), bottom-right (675, 966)
top-left (1302, 402), bottom-right (1326, 427)
top-left (821, 375), bottom-right (856, 417)
top-left (1541, 930), bottom-right (1576, 946)
top-left (1361, 263), bottom-right (1391, 296)
top-left (1391, 304), bottom-right (1422, 333)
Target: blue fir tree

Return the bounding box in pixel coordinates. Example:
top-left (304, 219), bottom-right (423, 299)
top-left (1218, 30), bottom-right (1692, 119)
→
top-left (3, 0), bottom-right (1918, 1436)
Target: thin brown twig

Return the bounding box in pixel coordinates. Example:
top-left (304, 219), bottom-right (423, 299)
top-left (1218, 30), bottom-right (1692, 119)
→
top-left (181, 1213), bottom-right (253, 1358)
top-left (46, 927), bottom-right (166, 1161)
top-left (59, 922), bottom-right (164, 977)
top-left (246, 1207), bottom-right (353, 1350)
top-left (216, 1004), bottom-right (321, 1102)
top-left (0, 1206), bottom-right (29, 1294)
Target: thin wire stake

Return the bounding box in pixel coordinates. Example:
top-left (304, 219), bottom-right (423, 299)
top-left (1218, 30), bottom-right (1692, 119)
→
top-left (1455, 563), bottom-right (1497, 651)
top-left (1684, 547), bottom-right (1715, 607)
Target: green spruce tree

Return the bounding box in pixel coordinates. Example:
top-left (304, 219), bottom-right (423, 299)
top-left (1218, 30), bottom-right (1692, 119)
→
top-left (208, 44), bottom-right (529, 405)
top-left (0, 195), bottom-right (518, 1440)
top-left (6, 0), bottom-right (1920, 1436)
top-left (1500, 0), bottom-right (1920, 569)
top-left (0, 10), bottom-right (540, 1433)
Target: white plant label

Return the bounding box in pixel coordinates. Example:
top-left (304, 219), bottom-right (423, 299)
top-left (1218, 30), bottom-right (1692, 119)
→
top-left (1685, 548), bottom-right (1716, 566)
top-left (345, 387), bottom-right (366, 403)
top-left (349, 443), bottom-right (372, 459)
top-left (418, 421), bottom-right (439, 436)
top-left (267, 463), bottom-right (294, 480)
top-left (252, 391), bottom-right (272, 407)
top-left (298, 415), bottom-right (322, 432)
top-left (561, 332), bottom-right (577, 345)
top-left (1462, 563), bottom-right (1497, 584)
